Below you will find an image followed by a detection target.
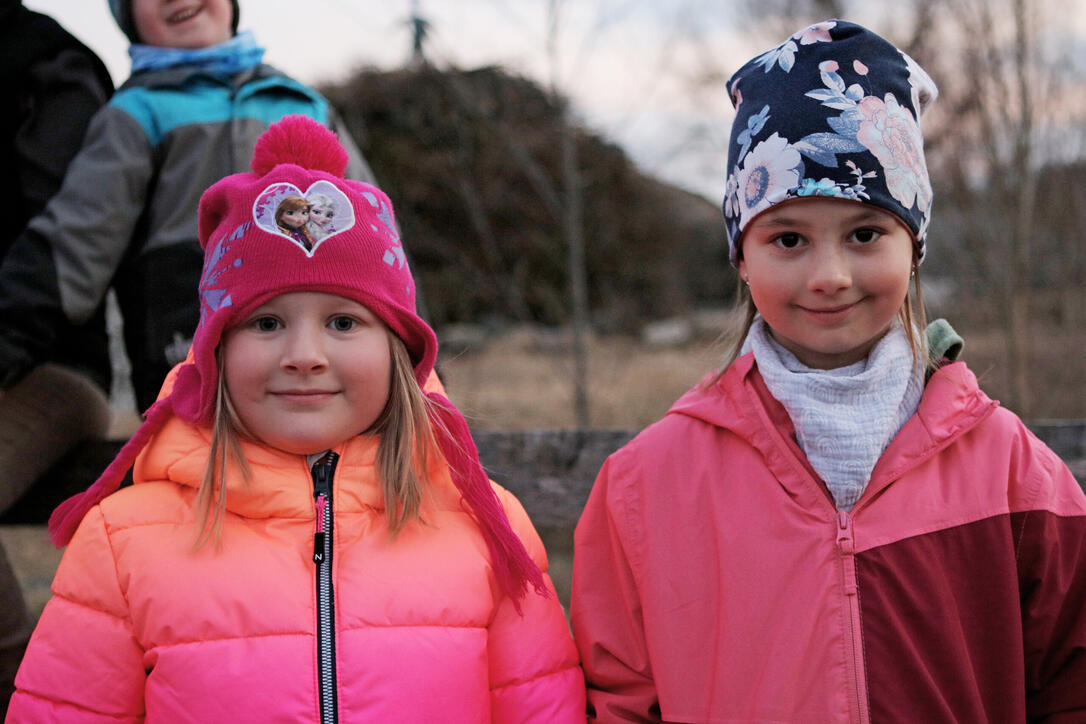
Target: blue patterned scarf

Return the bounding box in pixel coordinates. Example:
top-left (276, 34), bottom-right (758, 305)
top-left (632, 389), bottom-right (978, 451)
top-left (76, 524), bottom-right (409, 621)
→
top-left (129, 30), bottom-right (264, 75)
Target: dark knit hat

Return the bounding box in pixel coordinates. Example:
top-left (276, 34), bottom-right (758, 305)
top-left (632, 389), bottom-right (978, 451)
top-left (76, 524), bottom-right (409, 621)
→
top-left (723, 19), bottom-right (938, 264)
top-left (108, 0), bottom-right (240, 43)
top-left (50, 116), bottom-right (546, 606)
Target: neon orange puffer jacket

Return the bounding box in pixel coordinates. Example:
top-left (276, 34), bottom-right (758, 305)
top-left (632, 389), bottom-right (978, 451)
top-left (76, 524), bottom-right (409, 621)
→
top-left (10, 414), bottom-right (585, 722)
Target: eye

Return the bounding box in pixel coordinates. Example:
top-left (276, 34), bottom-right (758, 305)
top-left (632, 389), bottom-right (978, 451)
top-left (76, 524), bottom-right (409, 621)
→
top-left (850, 227), bottom-right (882, 244)
top-left (251, 316), bottom-right (281, 332)
top-left (329, 315), bottom-right (357, 332)
top-left (771, 232), bottom-right (805, 250)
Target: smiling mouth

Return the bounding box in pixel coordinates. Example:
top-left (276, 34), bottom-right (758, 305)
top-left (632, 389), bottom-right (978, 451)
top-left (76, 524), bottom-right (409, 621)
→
top-left (272, 390), bottom-right (338, 403)
top-left (168, 6), bottom-right (203, 24)
top-left (797, 301), bottom-right (862, 320)
top-left (802, 304), bottom-right (855, 314)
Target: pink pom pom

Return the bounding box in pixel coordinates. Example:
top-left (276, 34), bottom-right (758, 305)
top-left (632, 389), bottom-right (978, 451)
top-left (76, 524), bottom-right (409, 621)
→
top-left (250, 115), bottom-right (349, 177)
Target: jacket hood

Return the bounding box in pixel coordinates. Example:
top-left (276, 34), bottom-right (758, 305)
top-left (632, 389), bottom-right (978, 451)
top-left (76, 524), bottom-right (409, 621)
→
top-left (667, 353), bottom-right (999, 493)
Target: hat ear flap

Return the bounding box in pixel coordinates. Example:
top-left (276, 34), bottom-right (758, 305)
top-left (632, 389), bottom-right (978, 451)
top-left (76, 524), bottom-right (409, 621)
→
top-left (198, 178), bottom-right (236, 251)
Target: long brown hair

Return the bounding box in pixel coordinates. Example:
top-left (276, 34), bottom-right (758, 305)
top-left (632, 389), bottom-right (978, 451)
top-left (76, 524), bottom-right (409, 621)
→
top-left (709, 257), bottom-right (932, 386)
top-left (195, 330), bottom-right (437, 548)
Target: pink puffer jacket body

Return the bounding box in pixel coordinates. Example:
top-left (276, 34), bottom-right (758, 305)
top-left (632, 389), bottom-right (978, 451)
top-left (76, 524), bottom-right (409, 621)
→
top-left (572, 356), bottom-right (1086, 722)
top-left (9, 414), bottom-right (585, 722)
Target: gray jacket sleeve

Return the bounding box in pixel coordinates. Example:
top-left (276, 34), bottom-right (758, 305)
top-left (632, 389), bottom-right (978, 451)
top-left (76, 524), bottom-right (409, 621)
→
top-left (0, 105), bottom-right (152, 387)
top-left (17, 48), bottom-right (112, 219)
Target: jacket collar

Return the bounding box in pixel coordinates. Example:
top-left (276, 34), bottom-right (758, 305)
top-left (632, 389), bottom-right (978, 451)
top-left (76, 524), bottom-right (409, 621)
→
top-left (131, 413), bottom-right (462, 521)
top-left (666, 354), bottom-right (999, 511)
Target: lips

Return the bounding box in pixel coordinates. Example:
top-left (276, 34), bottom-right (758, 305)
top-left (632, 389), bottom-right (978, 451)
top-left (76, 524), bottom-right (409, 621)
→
top-left (167, 5), bottom-right (202, 24)
top-left (797, 300), bottom-right (861, 322)
top-left (803, 303), bottom-right (855, 314)
top-left (271, 390), bottom-right (338, 404)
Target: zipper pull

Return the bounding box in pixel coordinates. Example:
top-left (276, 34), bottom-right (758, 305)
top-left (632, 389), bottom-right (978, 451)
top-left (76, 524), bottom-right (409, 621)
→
top-left (836, 511), bottom-right (858, 596)
top-left (836, 511), bottom-right (854, 553)
top-left (310, 451), bottom-right (338, 564)
top-left (313, 495), bottom-right (327, 564)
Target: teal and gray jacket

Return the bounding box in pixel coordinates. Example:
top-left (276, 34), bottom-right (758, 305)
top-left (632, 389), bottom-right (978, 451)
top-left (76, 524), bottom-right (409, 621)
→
top-left (0, 63), bottom-right (374, 408)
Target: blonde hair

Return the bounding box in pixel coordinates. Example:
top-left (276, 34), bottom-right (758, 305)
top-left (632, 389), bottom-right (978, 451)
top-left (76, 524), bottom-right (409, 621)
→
top-left (369, 332), bottom-right (438, 533)
top-left (193, 352), bottom-right (251, 549)
top-left (710, 256), bottom-right (932, 386)
top-left (195, 330), bottom-right (437, 547)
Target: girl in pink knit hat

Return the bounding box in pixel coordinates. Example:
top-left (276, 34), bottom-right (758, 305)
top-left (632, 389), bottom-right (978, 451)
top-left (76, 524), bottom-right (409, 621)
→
top-left (8, 116), bottom-right (585, 722)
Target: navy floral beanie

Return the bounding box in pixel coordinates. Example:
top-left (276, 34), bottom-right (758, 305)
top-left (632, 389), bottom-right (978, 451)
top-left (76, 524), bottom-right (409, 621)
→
top-left (723, 19), bottom-right (938, 264)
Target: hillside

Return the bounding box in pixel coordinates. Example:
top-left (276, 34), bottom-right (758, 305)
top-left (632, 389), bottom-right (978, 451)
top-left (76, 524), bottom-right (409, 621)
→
top-left (322, 64), bottom-right (729, 334)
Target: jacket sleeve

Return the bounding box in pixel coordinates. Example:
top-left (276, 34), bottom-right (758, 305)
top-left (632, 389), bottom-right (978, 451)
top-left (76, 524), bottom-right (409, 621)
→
top-left (487, 485), bottom-right (586, 723)
top-left (571, 454), bottom-right (661, 723)
top-left (1016, 440), bottom-right (1086, 722)
top-left (0, 104), bottom-right (152, 388)
top-left (7, 506), bottom-right (146, 722)
top-left (17, 48), bottom-right (112, 221)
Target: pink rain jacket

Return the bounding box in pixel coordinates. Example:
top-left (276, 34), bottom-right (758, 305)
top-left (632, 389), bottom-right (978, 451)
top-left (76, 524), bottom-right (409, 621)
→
top-left (9, 414), bottom-right (585, 722)
top-left (572, 355), bottom-right (1086, 723)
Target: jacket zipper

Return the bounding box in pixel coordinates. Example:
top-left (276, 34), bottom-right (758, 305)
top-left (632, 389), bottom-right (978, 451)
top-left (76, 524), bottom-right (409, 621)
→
top-left (312, 451), bottom-right (340, 724)
top-left (836, 511), bottom-right (870, 724)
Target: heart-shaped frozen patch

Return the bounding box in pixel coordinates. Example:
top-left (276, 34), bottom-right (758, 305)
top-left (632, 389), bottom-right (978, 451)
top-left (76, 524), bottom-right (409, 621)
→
top-left (252, 180), bottom-right (355, 255)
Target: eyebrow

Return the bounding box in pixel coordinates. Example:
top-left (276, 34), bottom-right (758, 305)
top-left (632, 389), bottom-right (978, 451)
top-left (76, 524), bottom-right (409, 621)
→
top-left (758, 207), bottom-right (889, 227)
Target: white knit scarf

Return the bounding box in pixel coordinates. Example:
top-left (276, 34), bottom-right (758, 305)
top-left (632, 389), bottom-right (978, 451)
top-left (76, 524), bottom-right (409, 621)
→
top-left (741, 315), bottom-right (923, 510)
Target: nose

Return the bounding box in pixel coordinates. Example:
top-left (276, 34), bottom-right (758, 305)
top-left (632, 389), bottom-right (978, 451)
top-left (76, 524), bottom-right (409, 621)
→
top-left (281, 322), bottom-right (328, 373)
top-left (807, 243), bottom-right (852, 294)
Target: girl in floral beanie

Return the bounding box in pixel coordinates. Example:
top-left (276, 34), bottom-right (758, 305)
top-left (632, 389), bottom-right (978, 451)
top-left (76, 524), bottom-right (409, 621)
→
top-left (572, 19), bottom-right (1086, 722)
top-left (8, 116), bottom-right (585, 722)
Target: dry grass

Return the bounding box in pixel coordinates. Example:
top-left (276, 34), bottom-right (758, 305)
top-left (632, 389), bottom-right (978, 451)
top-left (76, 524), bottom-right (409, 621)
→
top-left (438, 327), bottom-right (729, 431)
top-left (439, 321), bottom-right (1086, 428)
top-left (949, 324), bottom-right (1086, 419)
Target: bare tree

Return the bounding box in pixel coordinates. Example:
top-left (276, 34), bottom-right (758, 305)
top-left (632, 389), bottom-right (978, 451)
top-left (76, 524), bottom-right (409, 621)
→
top-left (546, 0), bottom-right (592, 428)
top-left (918, 0), bottom-right (1080, 418)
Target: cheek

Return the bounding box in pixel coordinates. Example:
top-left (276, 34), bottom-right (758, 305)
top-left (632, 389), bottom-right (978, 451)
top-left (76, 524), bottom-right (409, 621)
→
top-left (872, 247), bottom-right (915, 304)
top-left (220, 337), bottom-right (265, 402)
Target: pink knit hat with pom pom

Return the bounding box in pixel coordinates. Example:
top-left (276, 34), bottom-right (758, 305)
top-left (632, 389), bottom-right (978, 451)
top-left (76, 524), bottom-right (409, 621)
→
top-left (49, 115), bottom-right (546, 605)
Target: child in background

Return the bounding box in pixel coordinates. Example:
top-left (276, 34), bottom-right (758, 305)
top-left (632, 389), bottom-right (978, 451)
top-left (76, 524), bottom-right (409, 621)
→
top-left (0, 0), bottom-right (375, 413)
top-left (7, 116), bottom-right (584, 722)
top-left (571, 20), bottom-right (1086, 723)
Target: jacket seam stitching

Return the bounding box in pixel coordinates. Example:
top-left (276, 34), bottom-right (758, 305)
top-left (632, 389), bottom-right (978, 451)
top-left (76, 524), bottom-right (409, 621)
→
top-left (490, 661), bottom-right (579, 693)
top-left (98, 507), bottom-right (136, 620)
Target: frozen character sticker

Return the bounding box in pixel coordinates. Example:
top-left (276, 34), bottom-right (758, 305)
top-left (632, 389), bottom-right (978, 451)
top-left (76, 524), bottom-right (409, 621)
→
top-left (276, 196), bottom-right (314, 250)
top-left (252, 180), bottom-right (355, 255)
top-left (305, 191), bottom-right (343, 243)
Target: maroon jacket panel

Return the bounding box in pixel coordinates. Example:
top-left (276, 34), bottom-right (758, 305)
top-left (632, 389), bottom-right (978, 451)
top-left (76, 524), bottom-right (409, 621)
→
top-left (859, 510), bottom-right (1086, 723)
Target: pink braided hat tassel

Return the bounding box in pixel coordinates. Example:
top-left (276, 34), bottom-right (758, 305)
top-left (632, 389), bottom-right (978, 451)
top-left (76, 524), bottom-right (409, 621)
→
top-left (48, 399), bottom-right (174, 547)
top-left (426, 391), bottom-right (547, 610)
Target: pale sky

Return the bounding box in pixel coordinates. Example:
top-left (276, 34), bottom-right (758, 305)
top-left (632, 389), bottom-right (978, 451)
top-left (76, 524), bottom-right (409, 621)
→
top-left (23, 1), bottom-right (1086, 202)
top-left (22, 0), bottom-right (761, 203)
